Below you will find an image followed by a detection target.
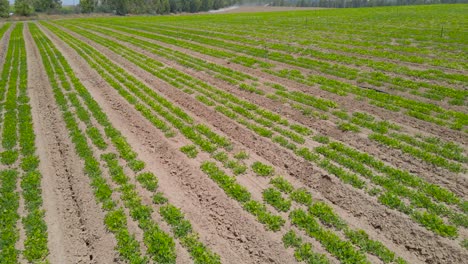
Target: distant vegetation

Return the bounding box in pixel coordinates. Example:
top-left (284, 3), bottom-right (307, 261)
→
top-left (0, 0), bottom-right (465, 17)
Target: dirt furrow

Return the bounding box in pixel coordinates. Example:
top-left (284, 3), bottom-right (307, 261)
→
top-left (39, 22), bottom-right (298, 264)
top-left (59, 23), bottom-right (468, 263)
top-left (25, 24), bottom-right (120, 264)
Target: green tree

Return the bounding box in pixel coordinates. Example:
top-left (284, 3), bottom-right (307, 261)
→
top-left (160, 0), bottom-right (170, 13)
top-left (0, 0), bottom-right (9, 18)
top-left (15, 0), bottom-right (34, 16)
top-left (79, 0), bottom-right (94, 13)
top-left (190, 0), bottom-right (201, 12)
top-left (112, 0), bottom-right (128, 15)
top-left (200, 0), bottom-right (213, 11)
top-left (33, 0), bottom-right (62, 12)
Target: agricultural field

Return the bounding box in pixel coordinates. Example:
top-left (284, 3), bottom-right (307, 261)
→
top-left (0, 4), bottom-right (466, 264)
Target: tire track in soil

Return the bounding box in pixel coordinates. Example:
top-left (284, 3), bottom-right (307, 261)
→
top-left (24, 24), bottom-right (120, 264)
top-left (59, 23), bottom-right (468, 264)
top-left (39, 23), bottom-right (298, 264)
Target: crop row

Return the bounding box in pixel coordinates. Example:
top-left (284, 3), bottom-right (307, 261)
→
top-left (30, 23), bottom-right (220, 263)
top-left (62, 21), bottom-right (467, 173)
top-left (0, 23), bottom-right (49, 264)
top-left (152, 22), bottom-right (466, 91)
top-left (54, 20), bottom-right (468, 238)
top-left (57, 22), bottom-right (313, 155)
top-left (145, 11), bottom-right (465, 70)
top-left (39, 19), bottom-right (468, 264)
top-left (267, 176), bottom-right (406, 264)
top-left (41, 22), bottom-right (290, 234)
top-left (92, 20), bottom-right (466, 131)
top-left (130, 22), bottom-right (466, 103)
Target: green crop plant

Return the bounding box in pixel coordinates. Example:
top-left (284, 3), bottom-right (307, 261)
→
top-left (181, 145), bottom-right (199, 158)
top-left (234, 150), bottom-right (249, 160)
top-left (290, 188), bottom-right (313, 206)
top-left (270, 176), bottom-right (294, 194)
top-left (251, 161), bottom-right (275, 177)
top-left (263, 187), bottom-right (292, 212)
top-left (136, 172), bottom-right (159, 191)
top-left (290, 209), bottom-right (368, 263)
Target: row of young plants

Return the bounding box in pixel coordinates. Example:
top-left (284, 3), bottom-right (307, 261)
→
top-left (316, 141), bottom-right (467, 237)
top-left (71, 19), bottom-right (466, 160)
top-left (152, 13), bottom-right (464, 71)
top-left (0, 23), bottom-right (22, 264)
top-left (65, 21), bottom-right (468, 175)
top-left (31, 22), bottom-right (154, 263)
top-left (266, 176), bottom-right (406, 264)
top-left (68, 22), bottom-right (256, 86)
top-left (90, 20), bottom-right (467, 131)
top-left (30, 23), bottom-right (220, 263)
top-left (0, 23), bottom-right (49, 263)
top-left (47, 23), bottom-right (234, 156)
top-left (149, 22), bottom-right (467, 93)
top-left (52, 18), bottom-right (468, 248)
top-left (57, 22), bottom-right (311, 154)
top-left (144, 21), bottom-right (466, 88)
top-left (58, 20), bottom-right (468, 239)
top-left (41, 22), bottom-right (287, 236)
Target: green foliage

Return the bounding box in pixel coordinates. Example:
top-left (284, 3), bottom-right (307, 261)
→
top-left (160, 205), bottom-right (193, 238)
top-left (144, 225), bottom-right (176, 264)
top-left (345, 229), bottom-right (396, 263)
top-left (200, 162), bottom-right (251, 203)
top-left (15, 0), bottom-right (34, 16)
top-left (270, 176), bottom-right (294, 194)
top-left (412, 211), bottom-right (457, 238)
top-left (152, 192), bottom-right (168, 205)
top-left (309, 202), bottom-right (346, 230)
top-left (282, 230), bottom-right (302, 248)
top-left (234, 150), bottom-right (249, 160)
top-left (263, 187), bottom-right (291, 212)
top-left (0, 0), bottom-right (9, 18)
top-left (79, 0), bottom-right (94, 13)
top-left (251, 161), bottom-right (274, 177)
top-left (312, 134), bottom-right (330, 144)
top-left (1, 150), bottom-right (19, 165)
top-left (337, 122), bottom-right (361, 133)
top-left (290, 209), bottom-right (368, 264)
top-left (243, 200), bottom-right (285, 231)
top-left (180, 145), bottom-right (198, 158)
top-left (136, 172), bottom-right (158, 191)
top-left (461, 239), bottom-right (468, 250)
top-left (295, 243), bottom-right (330, 264)
top-left (21, 155), bottom-right (39, 172)
top-left (290, 188), bottom-right (313, 206)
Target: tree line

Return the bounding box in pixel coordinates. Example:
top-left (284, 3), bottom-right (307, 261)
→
top-left (80, 0), bottom-right (238, 15)
top-left (1, 0), bottom-right (465, 17)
